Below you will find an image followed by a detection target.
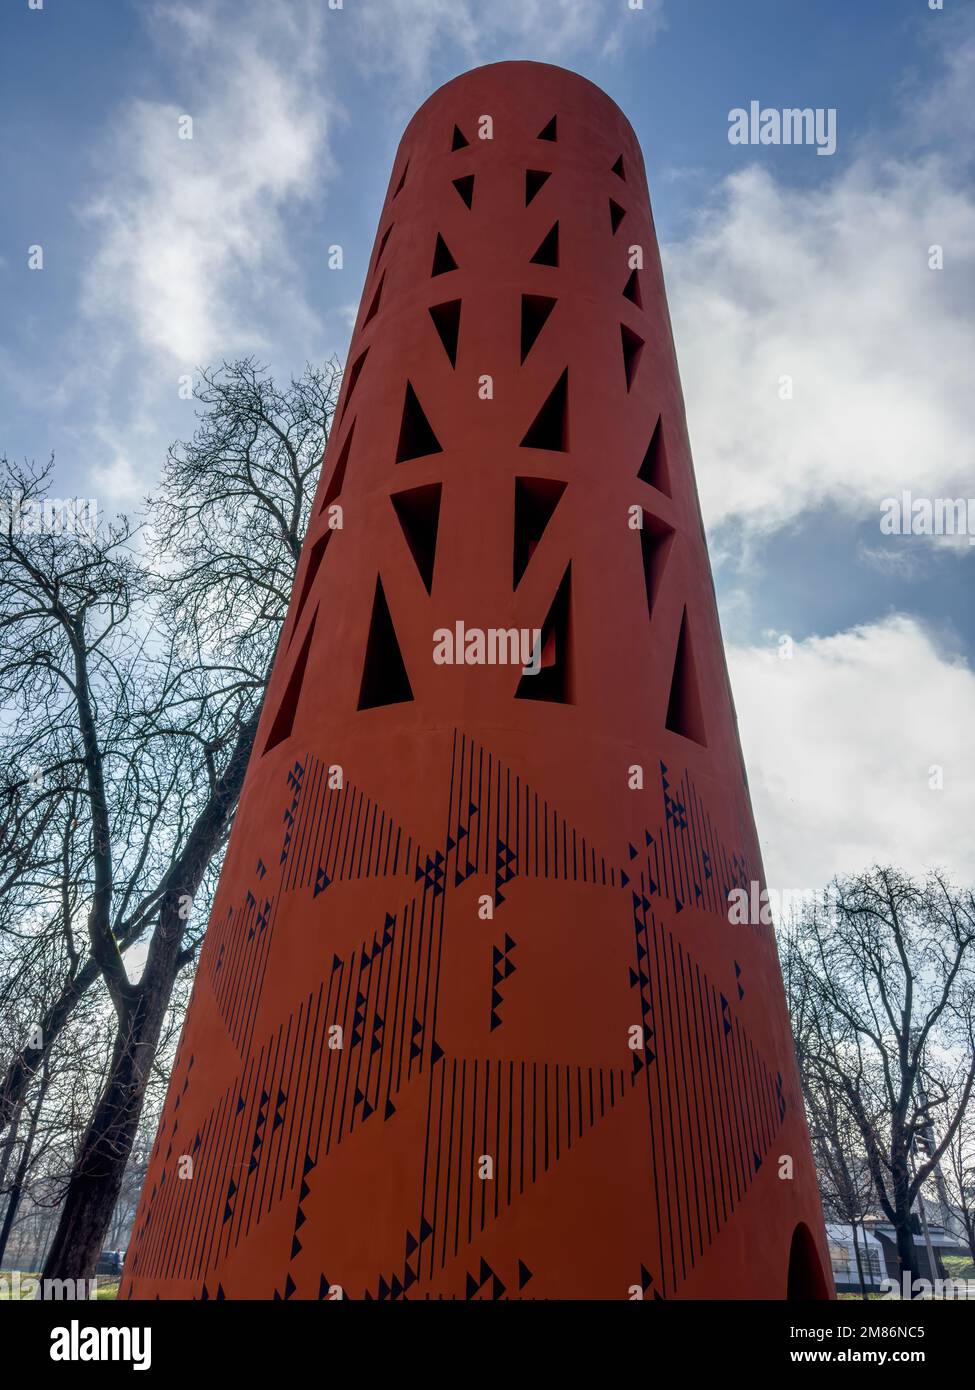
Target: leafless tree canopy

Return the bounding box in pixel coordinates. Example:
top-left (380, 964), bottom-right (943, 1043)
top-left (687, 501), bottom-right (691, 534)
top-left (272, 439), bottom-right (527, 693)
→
top-left (783, 867), bottom-right (975, 1289)
top-left (0, 358), bottom-right (339, 1278)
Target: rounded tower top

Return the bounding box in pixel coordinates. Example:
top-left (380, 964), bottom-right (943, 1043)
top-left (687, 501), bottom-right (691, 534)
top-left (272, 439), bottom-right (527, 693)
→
top-left (392, 59), bottom-right (649, 202)
top-left (412, 59), bottom-right (638, 129)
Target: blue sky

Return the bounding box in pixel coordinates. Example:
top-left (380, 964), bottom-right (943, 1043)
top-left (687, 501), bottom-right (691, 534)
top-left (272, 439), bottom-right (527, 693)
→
top-left (1, 0), bottom-right (973, 894)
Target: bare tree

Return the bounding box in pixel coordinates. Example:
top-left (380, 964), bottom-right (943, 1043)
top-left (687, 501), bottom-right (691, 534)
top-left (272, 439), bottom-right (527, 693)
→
top-left (0, 972), bottom-right (105, 1272)
top-left (938, 1085), bottom-right (975, 1265)
top-left (807, 1074), bottom-right (879, 1291)
top-left (0, 357), bottom-right (339, 1280)
top-left (0, 1057), bottom-right (51, 1265)
top-left (785, 910), bottom-right (881, 1295)
top-left (784, 868), bottom-right (975, 1292)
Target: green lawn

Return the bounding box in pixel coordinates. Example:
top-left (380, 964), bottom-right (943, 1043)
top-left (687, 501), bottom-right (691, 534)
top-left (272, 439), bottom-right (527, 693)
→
top-left (0, 1271), bottom-right (120, 1300)
top-left (942, 1254), bottom-right (975, 1281)
top-left (0, 1271), bottom-right (40, 1300)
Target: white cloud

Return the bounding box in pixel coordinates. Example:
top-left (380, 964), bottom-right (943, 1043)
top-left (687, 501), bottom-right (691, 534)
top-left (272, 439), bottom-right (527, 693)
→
top-left (729, 616), bottom-right (975, 895)
top-left (665, 155), bottom-right (975, 537)
top-left (80, 0), bottom-right (333, 366)
top-left (664, 12), bottom-right (975, 541)
top-left (855, 541), bottom-right (923, 578)
top-left (350, 0), bottom-right (664, 90)
top-left (910, 14), bottom-right (975, 151)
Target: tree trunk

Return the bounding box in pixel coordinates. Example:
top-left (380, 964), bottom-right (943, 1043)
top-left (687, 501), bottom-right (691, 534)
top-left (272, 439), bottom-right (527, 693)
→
top-left (893, 1208), bottom-right (920, 1295)
top-left (0, 1098), bottom-right (24, 1265)
top-left (0, 1097), bottom-right (24, 1206)
top-left (41, 976), bottom-right (172, 1285)
top-left (888, 1146), bottom-right (920, 1295)
top-left (40, 707), bottom-right (262, 1283)
top-left (0, 1063), bottom-right (49, 1266)
top-left (851, 1222), bottom-right (867, 1299)
top-left (34, 1204), bottom-right (60, 1272)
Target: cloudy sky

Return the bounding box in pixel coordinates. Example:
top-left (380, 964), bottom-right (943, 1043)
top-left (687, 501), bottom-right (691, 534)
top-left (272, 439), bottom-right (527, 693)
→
top-left (1, 0), bottom-right (972, 896)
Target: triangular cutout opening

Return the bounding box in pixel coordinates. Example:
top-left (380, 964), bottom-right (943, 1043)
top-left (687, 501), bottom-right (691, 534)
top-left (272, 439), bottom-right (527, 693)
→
top-left (520, 368), bottom-right (568, 452)
top-left (432, 232), bottom-right (458, 276)
top-left (320, 420), bottom-right (355, 512)
top-left (429, 299), bottom-right (461, 367)
top-left (665, 609), bottom-right (706, 746)
top-left (622, 268), bottom-right (642, 308)
top-left (537, 116), bottom-right (558, 142)
top-left (265, 609), bottom-right (318, 752)
top-left (637, 415), bottom-right (671, 496)
top-left (520, 293), bottom-right (556, 363)
top-left (357, 579), bottom-right (413, 710)
top-left (340, 346), bottom-right (369, 421)
top-left (452, 174), bottom-right (474, 209)
top-left (612, 154), bottom-right (625, 180)
top-left (363, 271), bottom-right (385, 328)
top-left (373, 223), bottom-right (394, 270)
top-left (609, 199), bottom-right (626, 234)
top-left (391, 482), bottom-right (442, 595)
top-left (515, 564), bottom-right (572, 703)
top-left (620, 324), bottom-right (644, 392)
top-left (530, 221), bottom-right (559, 267)
top-left (396, 382), bottom-right (443, 463)
top-left (513, 477), bottom-right (566, 587)
top-left (638, 511), bottom-right (675, 621)
top-left (393, 160), bottom-right (409, 197)
top-left (290, 532), bottom-right (333, 637)
top-left (526, 169), bottom-right (551, 205)
top-left (451, 124), bottom-right (469, 151)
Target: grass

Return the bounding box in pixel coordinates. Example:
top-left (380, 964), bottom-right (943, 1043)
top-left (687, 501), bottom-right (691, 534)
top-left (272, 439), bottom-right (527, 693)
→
top-left (942, 1254), bottom-right (975, 1281)
top-left (0, 1270), bottom-right (120, 1300)
top-left (0, 1270), bottom-right (41, 1301)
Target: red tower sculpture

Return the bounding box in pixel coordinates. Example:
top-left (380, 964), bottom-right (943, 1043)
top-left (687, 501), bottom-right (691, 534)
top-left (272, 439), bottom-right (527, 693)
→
top-left (122, 62), bottom-right (830, 1301)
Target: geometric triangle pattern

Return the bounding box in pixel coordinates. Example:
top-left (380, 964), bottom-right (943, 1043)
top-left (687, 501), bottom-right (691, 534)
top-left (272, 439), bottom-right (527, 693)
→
top-left (122, 61), bottom-right (830, 1303)
top-left (123, 732), bottom-right (786, 1299)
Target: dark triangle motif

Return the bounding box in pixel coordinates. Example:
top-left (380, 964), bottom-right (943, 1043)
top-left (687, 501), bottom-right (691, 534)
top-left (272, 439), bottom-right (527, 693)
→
top-left (429, 300), bottom-right (461, 367)
top-left (520, 369), bottom-right (568, 452)
top-left (358, 579), bottom-right (413, 710)
top-left (396, 382), bottom-right (443, 463)
top-left (391, 483), bottom-right (442, 595)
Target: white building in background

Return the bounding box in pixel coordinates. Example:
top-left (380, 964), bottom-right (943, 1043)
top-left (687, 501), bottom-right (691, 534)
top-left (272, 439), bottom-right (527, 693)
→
top-left (826, 1223), bottom-right (889, 1294)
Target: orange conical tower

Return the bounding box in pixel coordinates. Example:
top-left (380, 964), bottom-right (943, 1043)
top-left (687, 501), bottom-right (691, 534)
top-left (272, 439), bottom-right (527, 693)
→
top-left (122, 62), bottom-right (830, 1301)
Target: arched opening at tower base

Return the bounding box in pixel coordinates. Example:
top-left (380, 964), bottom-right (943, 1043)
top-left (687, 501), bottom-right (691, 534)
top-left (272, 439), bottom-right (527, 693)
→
top-left (787, 1222), bottom-right (831, 1300)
